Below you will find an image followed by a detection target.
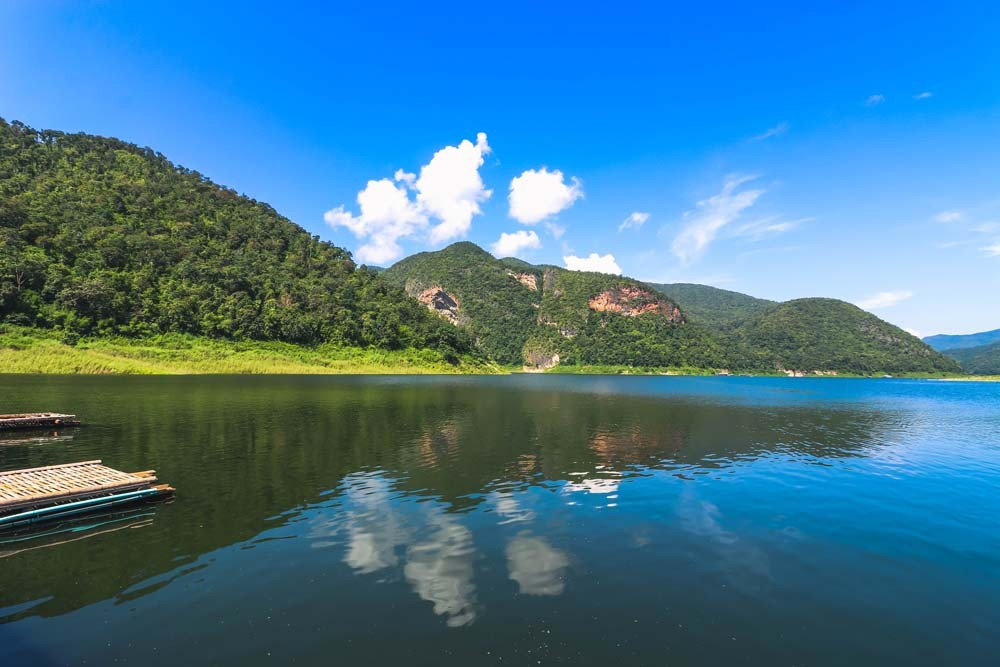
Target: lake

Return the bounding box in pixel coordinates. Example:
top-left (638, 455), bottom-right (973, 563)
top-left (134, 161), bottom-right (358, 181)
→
top-left (0, 375), bottom-right (998, 665)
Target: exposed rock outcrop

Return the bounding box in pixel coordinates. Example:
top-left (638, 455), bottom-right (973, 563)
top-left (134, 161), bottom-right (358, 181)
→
top-left (416, 286), bottom-right (463, 325)
top-left (506, 271), bottom-right (538, 291)
top-left (588, 286), bottom-right (684, 322)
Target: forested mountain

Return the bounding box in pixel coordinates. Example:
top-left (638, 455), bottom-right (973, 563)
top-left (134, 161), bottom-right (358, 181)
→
top-left (386, 244), bottom-right (958, 373)
top-left (384, 243), bottom-right (723, 368)
top-left (923, 328), bottom-right (1000, 352)
top-left (0, 118), bottom-right (963, 375)
top-left (646, 282), bottom-right (774, 332)
top-left (733, 298), bottom-right (960, 374)
top-left (0, 118), bottom-right (471, 357)
top-left (942, 340), bottom-right (1000, 375)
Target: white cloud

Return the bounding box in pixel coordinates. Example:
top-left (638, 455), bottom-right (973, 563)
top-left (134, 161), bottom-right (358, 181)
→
top-left (866, 94), bottom-right (886, 106)
top-left (418, 133), bottom-right (492, 244)
top-left (982, 243), bottom-right (1000, 257)
top-left (671, 175), bottom-right (764, 264)
top-left (618, 211), bottom-right (650, 232)
top-left (509, 168), bottom-right (583, 224)
top-left (856, 290), bottom-right (914, 310)
top-left (323, 176), bottom-right (427, 265)
top-left (914, 91), bottom-right (933, 100)
top-left (750, 121), bottom-right (789, 142)
top-left (904, 327), bottom-right (922, 338)
top-left (563, 253), bottom-right (622, 274)
top-left (934, 210), bottom-right (962, 223)
top-left (324, 133), bottom-right (491, 264)
top-left (491, 230), bottom-right (541, 258)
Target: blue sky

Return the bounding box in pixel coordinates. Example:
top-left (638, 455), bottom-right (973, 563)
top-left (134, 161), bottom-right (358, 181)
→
top-left (2, 1), bottom-right (999, 335)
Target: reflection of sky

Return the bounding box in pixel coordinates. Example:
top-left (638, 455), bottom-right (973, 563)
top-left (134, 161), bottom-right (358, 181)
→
top-left (404, 514), bottom-right (477, 627)
top-left (506, 534), bottom-right (569, 596)
top-left (318, 474), bottom-right (574, 627)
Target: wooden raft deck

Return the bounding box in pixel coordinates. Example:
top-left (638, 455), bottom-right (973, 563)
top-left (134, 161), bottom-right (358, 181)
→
top-left (0, 413), bottom-right (81, 430)
top-left (0, 460), bottom-right (171, 515)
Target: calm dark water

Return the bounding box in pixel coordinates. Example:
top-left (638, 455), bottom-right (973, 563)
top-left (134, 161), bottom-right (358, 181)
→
top-left (0, 375), bottom-right (998, 665)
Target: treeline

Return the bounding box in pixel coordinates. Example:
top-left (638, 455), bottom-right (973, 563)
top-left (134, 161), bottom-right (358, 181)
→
top-left (0, 119), bottom-right (472, 358)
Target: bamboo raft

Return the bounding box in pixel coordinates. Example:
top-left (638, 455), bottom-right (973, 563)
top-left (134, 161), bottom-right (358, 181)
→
top-left (0, 460), bottom-right (173, 530)
top-left (0, 413), bottom-right (81, 430)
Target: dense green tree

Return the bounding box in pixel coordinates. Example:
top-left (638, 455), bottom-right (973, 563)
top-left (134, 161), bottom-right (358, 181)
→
top-left (0, 118), bottom-right (472, 356)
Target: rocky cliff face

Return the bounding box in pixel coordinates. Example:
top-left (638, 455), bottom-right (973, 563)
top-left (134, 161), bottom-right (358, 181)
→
top-left (588, 286), bottom-right (684, 322)
top-left (507, 270), bottom-right (538, 291)
top-left (412, 285), bottom-right (463, 325)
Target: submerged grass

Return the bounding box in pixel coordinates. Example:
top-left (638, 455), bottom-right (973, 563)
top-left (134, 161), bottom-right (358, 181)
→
top-left (0, 327), bottom-right (499, 375)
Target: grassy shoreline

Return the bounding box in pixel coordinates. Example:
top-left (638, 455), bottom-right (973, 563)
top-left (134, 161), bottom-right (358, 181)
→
top-left (2, 327), bottom-right (995, 380)
top-left (0, 327), bottom-right (497, 375)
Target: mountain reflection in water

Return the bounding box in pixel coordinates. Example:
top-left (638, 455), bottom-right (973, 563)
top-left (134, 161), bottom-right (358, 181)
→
top-left (1, 375), bottom-right (998, 666)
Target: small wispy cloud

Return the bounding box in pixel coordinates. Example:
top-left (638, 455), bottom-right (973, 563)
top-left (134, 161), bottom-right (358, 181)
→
top-left (982, 243), bottom-right (1000, 257)
top-left (670, 175), bottom-right (765, 264)
top-left (750, 121), bottom-right (789, 142)
top-left (934, 210), bottom-right (962, 223)
top-left (903, 327), bottom-right (922, 338)
top-left (856, 290), bottom-right (913, 310)
top-left (914, 91), bottom-right (933, 100)
top-left (618, 211), bottom-right (650, 232)
top-left (735, 216), bottom-right (812, 240)
top-left (865, 94), bottom-right (886, 107)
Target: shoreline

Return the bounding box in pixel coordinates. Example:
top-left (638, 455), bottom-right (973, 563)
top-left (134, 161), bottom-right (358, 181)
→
top-left (2, 328), bottom-right (993, 380)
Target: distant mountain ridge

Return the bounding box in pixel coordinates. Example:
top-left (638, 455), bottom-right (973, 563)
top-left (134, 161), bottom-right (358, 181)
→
top-left (385, 242), bottom-right (959, 374)
top-left (923, 328), bottom-right (1000, 351)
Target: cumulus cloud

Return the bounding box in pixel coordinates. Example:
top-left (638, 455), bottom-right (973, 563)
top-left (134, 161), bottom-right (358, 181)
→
top-left (324, 133), bottom-right (491, 264)
top-left (618, 211), bottom-right (650, 232)
top-left (866, 94), bottom-right (886, 106)
top-left (934, 210), bottom-right (962, 223)
top-left (750, 121), bottom-right (789, 142)
top-left (418, 133), bottom-right (493, 243)
top-left (509, 168), bottom-right (583, 224)
top-left (491, 230), bottom-right (541, 258)
top-left (324, 176), bottom-right (427, 265)
top-left (856, 290), bottom-right (914, 310)
top-left (914, 91), bottom-right (933, 100)
top-left (671, 175), bottom-right (764, 264)
top-left (563, 253), bottom-right (622, 274)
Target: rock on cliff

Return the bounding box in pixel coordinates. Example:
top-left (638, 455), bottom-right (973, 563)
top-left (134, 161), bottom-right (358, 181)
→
top-left (588, 286), bottom-right (684, 322)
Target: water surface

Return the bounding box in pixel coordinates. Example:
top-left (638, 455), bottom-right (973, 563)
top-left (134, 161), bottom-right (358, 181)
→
top-left (1, 375), bottom-right (998, 665)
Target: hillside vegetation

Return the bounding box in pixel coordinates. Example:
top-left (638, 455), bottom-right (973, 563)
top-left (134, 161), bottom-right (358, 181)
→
top-left (0, 118), bottom-right (964, 376)
top-left (734, 298), bottom-right (960, 373)
top-left (647, 282), bottom-right (774, 332)
top-left (385, 243), bottom-right (724, 368)
top-left (944, 340), bottom-right (1000, 375)
top-left (386, 245), bottom-right (957, 374)
top-left (0, 118), bottom-right (471, 359)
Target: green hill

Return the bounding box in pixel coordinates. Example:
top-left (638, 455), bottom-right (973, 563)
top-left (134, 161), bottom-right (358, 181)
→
top-left (383, 242), bottom-right (542, 364)
top-left (943, 340), bottom-right (1000, 375)
top-left (646, 282), bottom-right (774, 331)
top-left (0, 117), bottom-right (964, 376)
top-left (0, 118), bottom-right (471, 358)
top-left (923, 328), bottom-right (1000, 351)
top-left (385, 244), bottom-right (723, 368)
top-left (735, 298), bottom-right (961, 374)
